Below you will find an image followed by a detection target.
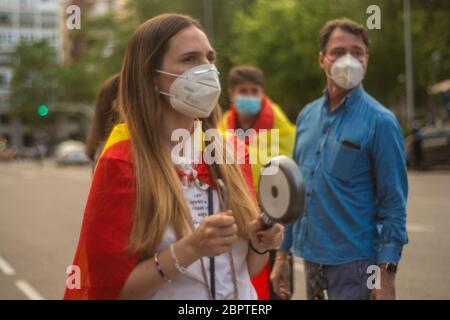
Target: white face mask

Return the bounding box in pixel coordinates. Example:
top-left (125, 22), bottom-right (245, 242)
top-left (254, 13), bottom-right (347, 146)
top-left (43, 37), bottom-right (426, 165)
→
top-left (326, 53), bottom-right (365, 90)
top-left (157, 64), bottom-right (221, 118)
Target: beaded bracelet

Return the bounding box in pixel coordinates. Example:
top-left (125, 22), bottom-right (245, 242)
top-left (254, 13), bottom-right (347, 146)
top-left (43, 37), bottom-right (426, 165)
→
top-left (154, 252), bottom-right (171, 283)
top-left (170, 244), bottom-right (188, 274)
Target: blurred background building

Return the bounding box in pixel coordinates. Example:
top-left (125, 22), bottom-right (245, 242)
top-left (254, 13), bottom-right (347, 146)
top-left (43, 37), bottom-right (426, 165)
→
top-left (0, 0), bottom-right (128, 149)
top-left (59, 0), bottom-right (127, 63)
top-left (0, 0), bottom-right (59, 147)
top-left (0, 0), bottom-right (448, 158)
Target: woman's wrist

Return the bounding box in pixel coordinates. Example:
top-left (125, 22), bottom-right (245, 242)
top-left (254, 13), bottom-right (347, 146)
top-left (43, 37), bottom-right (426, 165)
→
top-left (177, 234), bottom-right (203, 262)
top-left (246, 240), bottom-right (269, 278)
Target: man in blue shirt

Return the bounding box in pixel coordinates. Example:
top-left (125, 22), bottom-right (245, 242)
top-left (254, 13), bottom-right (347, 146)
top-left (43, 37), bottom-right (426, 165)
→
top-left (270, 18), bottom-right (408, 300)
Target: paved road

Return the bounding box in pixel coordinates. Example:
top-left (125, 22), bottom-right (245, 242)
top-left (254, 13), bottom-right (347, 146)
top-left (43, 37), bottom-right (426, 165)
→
top-left (292, 168), bottom-right (450, 299)
top-left (0, 160), bottom-right (449, 299)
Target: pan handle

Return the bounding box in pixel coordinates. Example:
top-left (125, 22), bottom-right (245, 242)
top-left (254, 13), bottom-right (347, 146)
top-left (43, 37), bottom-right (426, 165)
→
top-left (262, 212), bottom-right (273, 230)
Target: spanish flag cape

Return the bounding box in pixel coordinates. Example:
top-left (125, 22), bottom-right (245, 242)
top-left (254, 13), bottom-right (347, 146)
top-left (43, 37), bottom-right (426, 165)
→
top-left (63, 123), bottom-right (256, 300)
top-left (220, 96), bottom-right (295, 300)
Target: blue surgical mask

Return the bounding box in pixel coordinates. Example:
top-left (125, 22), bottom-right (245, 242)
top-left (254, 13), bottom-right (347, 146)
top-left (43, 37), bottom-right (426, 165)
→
top-left (235, 96), bottom-right (262, 115)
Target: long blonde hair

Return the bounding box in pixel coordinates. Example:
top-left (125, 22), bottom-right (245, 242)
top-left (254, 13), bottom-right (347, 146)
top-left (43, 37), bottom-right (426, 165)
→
top-left (119, 13), bottom-right (259, 256)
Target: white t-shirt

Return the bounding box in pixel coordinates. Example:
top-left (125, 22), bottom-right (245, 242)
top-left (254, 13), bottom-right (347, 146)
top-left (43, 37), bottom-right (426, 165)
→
top-left (148, 166), bottom-right (257, 300)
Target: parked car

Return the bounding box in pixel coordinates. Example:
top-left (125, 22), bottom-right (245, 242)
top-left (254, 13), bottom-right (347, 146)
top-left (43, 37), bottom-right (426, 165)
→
top-left (55, 140), bottom-right (91, 166)
top-left (406, 125), bottom-right (450, 169)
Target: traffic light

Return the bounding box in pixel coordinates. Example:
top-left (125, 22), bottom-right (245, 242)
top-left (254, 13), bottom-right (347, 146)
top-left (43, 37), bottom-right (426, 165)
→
top-left (37, 104), bottom-right (49, 117)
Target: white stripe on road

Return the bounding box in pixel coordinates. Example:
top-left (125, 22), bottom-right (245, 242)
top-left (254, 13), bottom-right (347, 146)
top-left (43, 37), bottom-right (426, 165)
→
top-left (15, 280), bottom-right (45, 300)
top-left (408, 223), bottom-right (435, 233)
top-left (0, 255), bottom-right (16, 276)
top-left (294, 263), bottom-right (304, 272)
top-left (294, 258), bottom-right (304, 272)
top-left (0, 255), bottom-right (45, 300)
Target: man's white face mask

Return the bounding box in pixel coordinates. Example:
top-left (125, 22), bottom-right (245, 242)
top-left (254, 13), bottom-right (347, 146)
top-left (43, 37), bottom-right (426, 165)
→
top-left (157, 64), bottom-right (221, 118)
top-left (326, 53), bottom-right (365, 90)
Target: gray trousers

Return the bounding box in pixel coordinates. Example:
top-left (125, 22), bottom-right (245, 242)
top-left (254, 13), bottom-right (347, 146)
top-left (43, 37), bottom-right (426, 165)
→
top-left (304, 259), bottom-right (375, 300)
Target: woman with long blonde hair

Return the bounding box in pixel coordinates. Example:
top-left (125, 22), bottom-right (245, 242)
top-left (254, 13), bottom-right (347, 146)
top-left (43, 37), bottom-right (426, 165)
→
top-left (64, 13), bottom-right (283, 300)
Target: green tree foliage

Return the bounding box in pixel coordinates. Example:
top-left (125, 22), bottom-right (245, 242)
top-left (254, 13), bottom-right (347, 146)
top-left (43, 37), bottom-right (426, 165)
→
top-left (10, 39), bottom-right (59, 127)
top-left (230, 0), bottom-right (450, 124)
top-left (75, 0), bottom-right (255, 105)
top-left (52, 0), bottom-right (449, 127)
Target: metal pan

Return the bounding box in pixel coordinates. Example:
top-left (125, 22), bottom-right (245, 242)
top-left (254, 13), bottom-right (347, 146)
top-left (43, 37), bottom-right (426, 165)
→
top-left (258, 155), bottom-right (305, 227)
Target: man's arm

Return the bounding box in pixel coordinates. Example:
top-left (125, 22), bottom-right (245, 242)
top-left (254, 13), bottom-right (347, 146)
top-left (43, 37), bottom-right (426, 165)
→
top-left (372, 112), bottom-right (409, 264)
top-left (371, 112), bottom-right (409, 299)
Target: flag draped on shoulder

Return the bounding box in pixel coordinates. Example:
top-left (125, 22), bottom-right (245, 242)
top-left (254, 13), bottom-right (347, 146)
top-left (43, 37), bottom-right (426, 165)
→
top-left (64, 123), bottom-right (256, 300)
top-left (64, 124), bottom-right (139, 300)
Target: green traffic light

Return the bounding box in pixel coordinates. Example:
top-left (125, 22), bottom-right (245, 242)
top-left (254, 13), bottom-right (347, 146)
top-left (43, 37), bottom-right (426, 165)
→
top-left (38, 105), bottom-right (49, 117)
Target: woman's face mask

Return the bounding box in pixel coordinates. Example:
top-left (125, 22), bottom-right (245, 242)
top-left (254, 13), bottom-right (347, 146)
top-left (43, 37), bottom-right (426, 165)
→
top-left (157, 64), bottom-right (221, 118)
top-left (325, 53), bottom-right (365, 90)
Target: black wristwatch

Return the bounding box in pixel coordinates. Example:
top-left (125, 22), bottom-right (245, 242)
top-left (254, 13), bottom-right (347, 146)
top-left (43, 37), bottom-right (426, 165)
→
top-left (380, 263), bottom-right (398, 274)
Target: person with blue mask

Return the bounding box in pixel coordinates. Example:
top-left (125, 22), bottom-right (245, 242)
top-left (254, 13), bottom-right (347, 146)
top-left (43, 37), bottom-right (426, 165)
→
top-left (220, 65), bottom-right (295, 299)
top-left (271, 18), bottom-right (408, 300)
top-left (225, 66), bottom-right (268, 130)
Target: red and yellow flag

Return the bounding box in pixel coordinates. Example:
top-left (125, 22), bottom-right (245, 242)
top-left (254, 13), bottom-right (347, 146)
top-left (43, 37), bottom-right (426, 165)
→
top-left (64, 123), bottom-right (256, 299)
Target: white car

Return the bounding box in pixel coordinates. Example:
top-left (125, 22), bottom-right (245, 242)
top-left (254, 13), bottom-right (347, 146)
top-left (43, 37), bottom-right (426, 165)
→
top-left (55, 140), bottom-right (91, 166)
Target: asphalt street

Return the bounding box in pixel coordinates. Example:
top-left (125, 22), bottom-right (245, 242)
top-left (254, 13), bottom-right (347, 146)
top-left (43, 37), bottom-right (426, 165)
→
top-left (0, 160), bottom-right (449, 299)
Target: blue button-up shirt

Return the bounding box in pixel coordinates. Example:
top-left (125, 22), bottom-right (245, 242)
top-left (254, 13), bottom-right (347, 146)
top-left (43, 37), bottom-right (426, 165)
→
top-left (279, 85), bottom-right (408, 264)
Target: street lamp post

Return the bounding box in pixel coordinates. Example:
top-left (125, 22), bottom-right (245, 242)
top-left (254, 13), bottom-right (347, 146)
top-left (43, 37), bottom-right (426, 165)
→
top-left (403, 0), bottom-right (415, 128)
top-left (203, 0), bottom-right (214, 43)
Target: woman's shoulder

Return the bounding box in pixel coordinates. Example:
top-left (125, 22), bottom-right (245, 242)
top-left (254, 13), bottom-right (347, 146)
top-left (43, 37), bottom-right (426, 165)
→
top-left (101, 139), bottom-right (133, 164)
top-left (92, 123), bottom-right (134, 180)
top-left (98, 123), bottom-right (133, 164)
